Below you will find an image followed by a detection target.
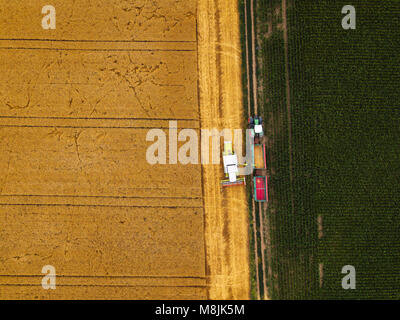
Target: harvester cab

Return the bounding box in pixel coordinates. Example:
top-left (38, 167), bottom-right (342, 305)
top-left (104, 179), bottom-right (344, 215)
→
top-left (225, 156), bottom-right (239, 182)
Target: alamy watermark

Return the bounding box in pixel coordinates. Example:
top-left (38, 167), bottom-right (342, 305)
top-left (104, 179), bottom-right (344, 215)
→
top-left (41, 265), bottom-right (56, 290)
top-left (42, 5), bottom-right (56, 30)
top-left (145, 121), bottom-right (254, 175)
top-left (341, 265), bottom-right (356, 289)
top-left (342, 5), bottom-right (356, 30)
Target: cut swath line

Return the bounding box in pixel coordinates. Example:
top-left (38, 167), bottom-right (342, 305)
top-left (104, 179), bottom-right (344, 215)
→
top-left (318, 215), bottom-right (323, 239)
top-left (319, 263), bottom-right (324, 288)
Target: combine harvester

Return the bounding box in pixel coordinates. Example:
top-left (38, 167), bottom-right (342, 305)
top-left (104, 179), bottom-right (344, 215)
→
top-left (221, 141), bottom-right (246, 187)
top-left (249, 116), bottom-right (269, 202)
top-left (219, 116), bottom-right (269, 200)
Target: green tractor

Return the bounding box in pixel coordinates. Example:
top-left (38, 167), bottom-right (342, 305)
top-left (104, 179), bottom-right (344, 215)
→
top-left (248, 116), bottom-right (264, 141)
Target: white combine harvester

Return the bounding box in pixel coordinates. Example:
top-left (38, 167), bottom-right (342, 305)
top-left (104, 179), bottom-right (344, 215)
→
top-left (221, 141), bottom-right (246, 187)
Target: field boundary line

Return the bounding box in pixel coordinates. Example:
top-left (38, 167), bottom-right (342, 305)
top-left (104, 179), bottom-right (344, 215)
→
top-left (0, 125), bottom-right (199, 129)
top-left (0, 203), bottom-right (203, 208)
top-left (0, 38), bottom-right (197, 43)
top-left (0, 194), bottom-right (202, 200)
top-left (0, 284), bottom-right (207, 288)
top-left (244, 0), bottom-right (261, 300)
top-left (195, 11), bottom-right (210, 299)
top-left (0, 274), bottom-right (206, 279)
top-left (0, 116), bottom-right (200, 121)
top-left (0, 47), bottom-right (195, 52)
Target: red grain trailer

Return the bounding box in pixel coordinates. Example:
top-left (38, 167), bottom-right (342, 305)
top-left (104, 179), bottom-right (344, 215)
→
top-left (254, 176), bottom-right (268, 202)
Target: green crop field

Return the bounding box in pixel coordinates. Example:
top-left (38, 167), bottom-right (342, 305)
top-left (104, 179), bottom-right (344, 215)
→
top-left (240, 0), bottom-right (400, 299)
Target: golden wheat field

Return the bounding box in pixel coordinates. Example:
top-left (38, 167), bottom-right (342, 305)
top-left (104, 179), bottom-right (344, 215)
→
top-left (0, 0), bottom-right (249, 299)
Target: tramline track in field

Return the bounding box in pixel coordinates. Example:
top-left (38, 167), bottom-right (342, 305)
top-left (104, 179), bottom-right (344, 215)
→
top-left (243, 0), bottom-right (269, 300)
